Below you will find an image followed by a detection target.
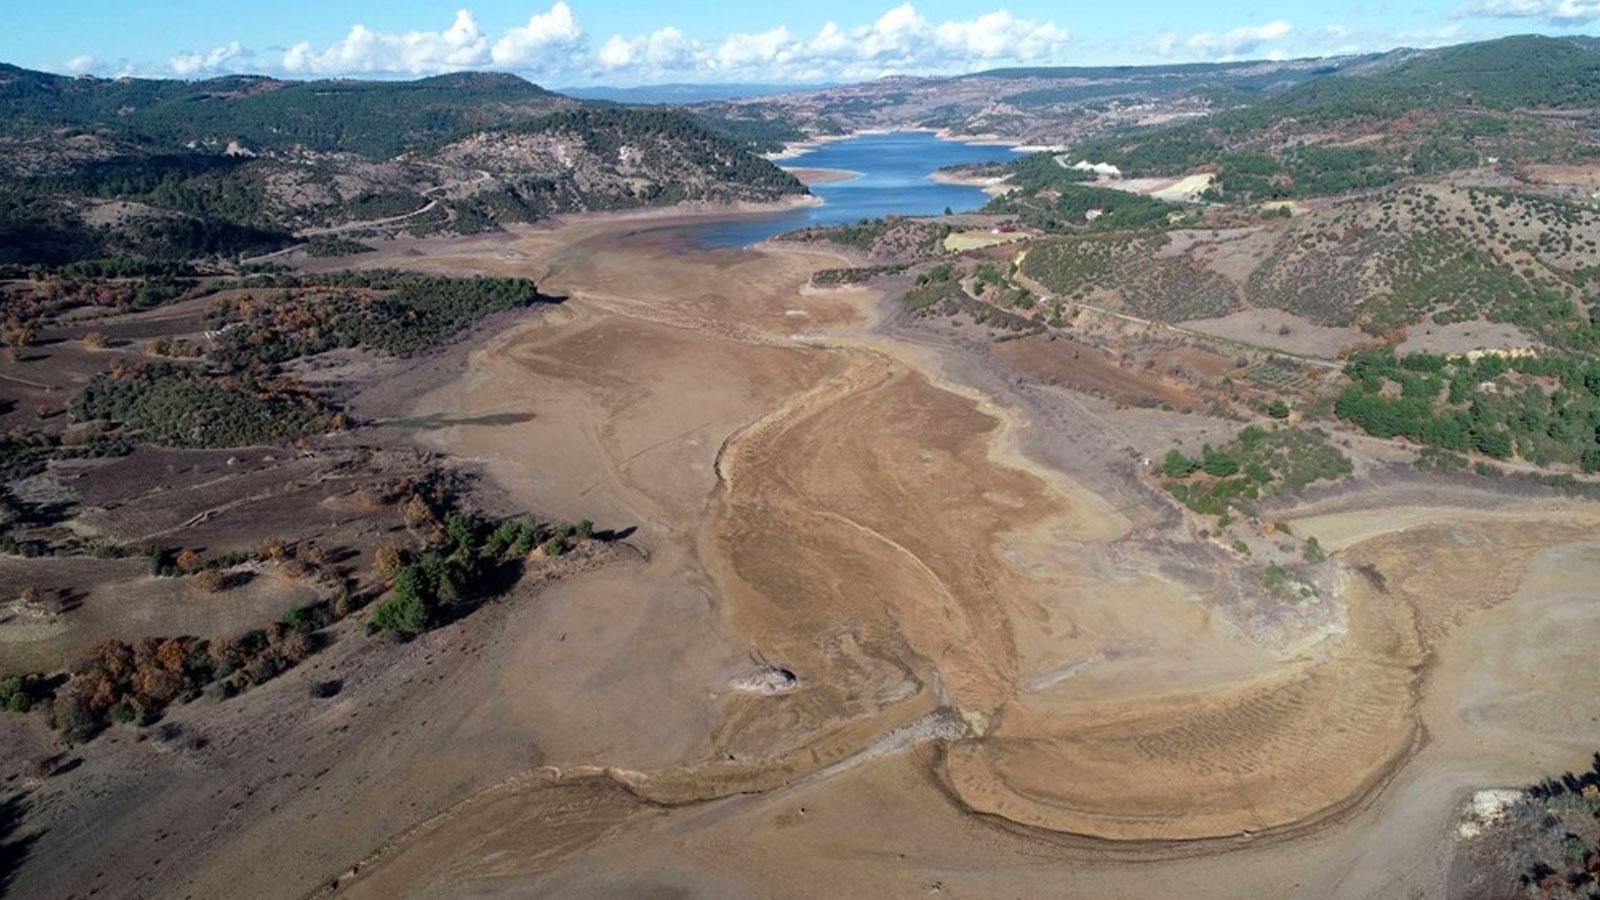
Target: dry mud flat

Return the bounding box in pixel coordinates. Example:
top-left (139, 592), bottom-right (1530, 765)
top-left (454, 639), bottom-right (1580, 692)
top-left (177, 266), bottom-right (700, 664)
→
top-left (301, 212), bottom-right (1600, 899)
top-left (11, 209), bottom-right (1596, 900)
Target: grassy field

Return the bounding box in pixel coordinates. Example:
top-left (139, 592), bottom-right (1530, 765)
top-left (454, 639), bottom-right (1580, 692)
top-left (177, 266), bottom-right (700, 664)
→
top-left (943, 230), bottom-right (1019, 252)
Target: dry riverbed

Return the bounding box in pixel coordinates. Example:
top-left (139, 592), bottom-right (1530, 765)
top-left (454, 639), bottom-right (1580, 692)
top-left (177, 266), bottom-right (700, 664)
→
top-left (324, 212), bottom-right (1600, 896)
top-left (5, 206), bottom-right (1599, 900)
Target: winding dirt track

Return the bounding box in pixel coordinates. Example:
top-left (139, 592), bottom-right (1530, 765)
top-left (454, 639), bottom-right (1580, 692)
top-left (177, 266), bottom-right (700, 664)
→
top-left (326, 213), bottom-right (1600, 898)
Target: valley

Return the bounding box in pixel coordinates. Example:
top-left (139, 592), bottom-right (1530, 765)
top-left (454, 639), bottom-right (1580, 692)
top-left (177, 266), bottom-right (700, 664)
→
top-left (2, 28), bottom-right (1600, 900)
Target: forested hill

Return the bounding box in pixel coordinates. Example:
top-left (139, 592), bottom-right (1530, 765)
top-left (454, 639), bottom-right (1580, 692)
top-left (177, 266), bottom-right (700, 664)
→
top-left (0, 65), bottom-right (575, 158)
top-left (0, 65), bottom-right (807, 265)
top-left (1065, 35), bottom-right (1600, 181)
top-left (1270, 35), bottom-right (1600, 119)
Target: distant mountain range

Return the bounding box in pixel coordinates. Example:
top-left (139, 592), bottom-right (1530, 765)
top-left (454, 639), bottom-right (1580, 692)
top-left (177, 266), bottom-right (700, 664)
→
top-left (559, 82), bottom-right (839, 104)
top-left (693, 34), bottom-right (1600, 163)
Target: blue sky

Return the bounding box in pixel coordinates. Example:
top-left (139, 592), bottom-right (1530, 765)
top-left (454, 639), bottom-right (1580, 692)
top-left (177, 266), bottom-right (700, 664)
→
top-left (4, 1), bottom-right (1597, 85)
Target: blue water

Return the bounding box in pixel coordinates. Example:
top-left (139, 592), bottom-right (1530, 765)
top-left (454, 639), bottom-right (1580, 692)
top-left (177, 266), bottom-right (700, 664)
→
top-left (680, 131), bottom-right (1021, 248)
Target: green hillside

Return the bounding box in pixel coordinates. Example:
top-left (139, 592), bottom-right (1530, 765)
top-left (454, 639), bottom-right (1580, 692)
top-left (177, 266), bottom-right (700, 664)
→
top-left (0, 65), bottom-right (572, 157)
top-left (1065, 35), bottom-right (1600, 181)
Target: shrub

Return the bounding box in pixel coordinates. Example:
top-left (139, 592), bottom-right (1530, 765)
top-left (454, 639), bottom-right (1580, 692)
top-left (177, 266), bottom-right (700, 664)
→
top-left (70, 363), bottom-right (337, 449)
top-left (1303, 536), bottom-right (1327, 564)
top-left (403, 494), bottom-right (435, 528)
top-left (370, 565), bottom-right (433, 636)
top-left (1201, 446), bottom-right (1240, 477)
top-left (1161, 449), bottom-right (1200, 478)
top-left (1163, 426), bottom-right (1352, 516)
top-left (443, 511), bottom-right (482, 552)
top-left (373, 542), bottom-right (405, 577)
top-left (193, 569), bottom-right (228, 593)
top-left (0, 674), bottom-right (45, 713)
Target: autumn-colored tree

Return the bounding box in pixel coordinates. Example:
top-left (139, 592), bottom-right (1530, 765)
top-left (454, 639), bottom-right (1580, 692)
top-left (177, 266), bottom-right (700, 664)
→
top-left (195, 569), bottom-right (228, 593)
top-left (373, 542), bottom-right (405, 577)
top-left (259, 538), bottom-right (288, 561)
top-left (279, 630), bottom-right (313, 663)
top-left (4, 324), bottom-right (37, 349)
top-left (136, 664), bottom-right (184, 704)
top-left (403, 494), bottom-right (435, 528)
top-left (83, 331), bottom-right (110, 350)
top-left (208, 635), bottom-right (243, 669)
top-left (155, 638), bottom-right (188, 672)
top-left (92, 640), bottom-right (134, 681)
top-left (174, 548), bottom-right (202, 573)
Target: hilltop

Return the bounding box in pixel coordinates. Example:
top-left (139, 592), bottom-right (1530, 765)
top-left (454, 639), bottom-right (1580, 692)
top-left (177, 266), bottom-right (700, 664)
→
top-left (0, 65), bottom-right (571, 157)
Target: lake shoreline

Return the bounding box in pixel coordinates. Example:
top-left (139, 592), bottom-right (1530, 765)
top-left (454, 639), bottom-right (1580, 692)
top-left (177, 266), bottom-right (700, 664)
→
top-left (709, 130), bottom-right (1023, 247)
top-left (784, 166), bottom-right (862, 185)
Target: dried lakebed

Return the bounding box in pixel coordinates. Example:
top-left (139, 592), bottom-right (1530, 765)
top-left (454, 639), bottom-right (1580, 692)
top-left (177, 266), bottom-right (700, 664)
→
top-left (307, 211), bottom-right (1600, 898)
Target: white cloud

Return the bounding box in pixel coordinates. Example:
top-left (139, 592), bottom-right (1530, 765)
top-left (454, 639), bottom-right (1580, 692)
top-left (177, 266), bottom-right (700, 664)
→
top-left (1186, 20), bottom-right (1293, 59)
top-left (934, 10), bottom-right (1069, 61)
top-left (1142, 31), bottom-right (1181, 57)
top-left (1453, 0), bottom-right (1600, 24)
top-left (490, 2), bottom-right (585, 67)
top-left (102, 3), bottom-right (1075, 84)
top-left (597, 3), bottom-right (1070, 81)
top-left (715, 27), bottom-right (796, 70)
top-left (62, 54), bottom-right (101, 75)
top-left (853, 3), bottom-right (928, 62)
top-left (169, 41), bottom-right (249, 76)
top-left (281, 8), bottom-right (490, 75)
top-left (598, 26), bottom-right (701, 71)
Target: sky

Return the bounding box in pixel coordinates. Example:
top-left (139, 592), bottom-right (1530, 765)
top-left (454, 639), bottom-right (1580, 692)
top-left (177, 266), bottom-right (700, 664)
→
top-left (3, 0), bottom-right (1598, 86)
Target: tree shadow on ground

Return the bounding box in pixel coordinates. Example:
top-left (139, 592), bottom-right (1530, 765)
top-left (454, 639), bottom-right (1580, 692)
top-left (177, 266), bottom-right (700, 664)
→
top-left (0, 792), bottom-right (44, 899)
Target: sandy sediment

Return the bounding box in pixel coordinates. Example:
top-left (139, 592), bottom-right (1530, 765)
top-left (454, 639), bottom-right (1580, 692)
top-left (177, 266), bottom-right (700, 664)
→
top-left (927, 168), bottom-right (1014, 196)
top-left (783, 166), bottom-right (861, 185)
top-left (340, 207), bottom-right (1526, 855)
top-left (141, 202), bottom-right (1600, 899)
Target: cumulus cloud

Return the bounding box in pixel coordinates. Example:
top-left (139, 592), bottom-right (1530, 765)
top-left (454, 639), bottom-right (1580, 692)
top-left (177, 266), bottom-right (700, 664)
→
top-left (598, 26), bottom-right (701, 71)
top-left (117, 3), bottom-right (1075, 83)
top-left (490, 2), bottom-right (585, 66)
top-left (1185, 20), bottom-right (1293, 59)
top-left (935, 10), bottom-right (1069, 60)
top-left (270, 3), bottom-right (583, 77)
top-left (598, 3), bottom-right (1070, 81)
top-left (169, 41), bottom-right (250, 76)
top-left (1452, 0), bottom-right (1600, 24)
top-left (281, 8), bottom-right (491, 75)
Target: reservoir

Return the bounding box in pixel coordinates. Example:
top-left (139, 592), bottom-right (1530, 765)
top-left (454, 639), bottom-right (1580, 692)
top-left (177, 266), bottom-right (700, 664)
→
top-left (681, 130), bottom-right (1021, 248)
